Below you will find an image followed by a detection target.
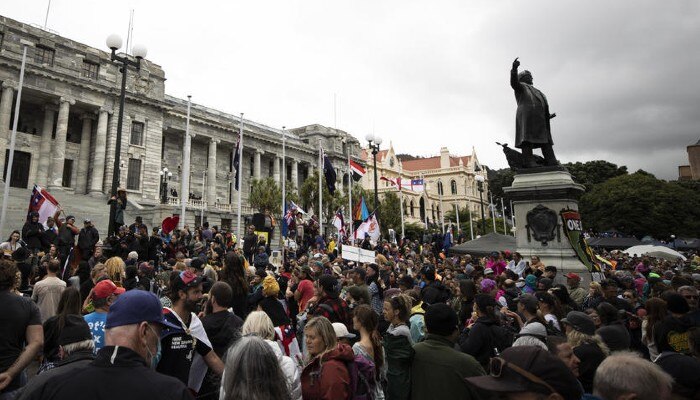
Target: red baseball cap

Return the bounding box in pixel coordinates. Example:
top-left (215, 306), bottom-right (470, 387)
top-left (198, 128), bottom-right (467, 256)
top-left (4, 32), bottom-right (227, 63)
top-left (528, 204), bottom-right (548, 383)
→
top-left (93, 279), bottom-right (126, 299)
top-left (564, 273), bottom-right (581, 281)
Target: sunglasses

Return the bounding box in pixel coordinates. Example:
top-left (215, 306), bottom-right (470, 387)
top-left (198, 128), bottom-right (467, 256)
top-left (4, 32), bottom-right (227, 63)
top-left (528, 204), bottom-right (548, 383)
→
top-left (489, 357), bottom-right (557, 395)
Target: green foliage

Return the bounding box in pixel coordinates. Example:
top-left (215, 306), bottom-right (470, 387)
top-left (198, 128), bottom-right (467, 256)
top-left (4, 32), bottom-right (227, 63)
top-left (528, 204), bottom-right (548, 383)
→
top-left (379, 191), bottom-right (402, 237)
top-left (284, 181), bottom-right (300, 205)
top-left (487, 168), bottom-right (515, 202)
top-left (249, 177), bottom-right (282, 214)
top-left (579, 172), bottom-right (700, 238)
top-left (403, 222), bottom-right (425, 241)
top-left (299, 171), bottom-right (346, 221)
top-left (563, 160), bottom-right (628, 191)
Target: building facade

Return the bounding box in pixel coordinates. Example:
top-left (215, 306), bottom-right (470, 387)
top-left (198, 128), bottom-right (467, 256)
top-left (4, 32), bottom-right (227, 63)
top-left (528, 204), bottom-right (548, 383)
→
top-left (361, 143), bottom-right (490, 233)
top-left (678, 138), bottom-right (700, 180)
top-left (0, 16), bottom-right (361, 232)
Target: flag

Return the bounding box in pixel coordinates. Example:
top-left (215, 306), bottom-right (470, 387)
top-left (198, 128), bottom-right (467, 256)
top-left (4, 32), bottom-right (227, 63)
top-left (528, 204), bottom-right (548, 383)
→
top-left (323, 150), bottom-right (336, 195)
top-left (28, 185), bottom-right (60, 224)
top-left (354, 212), bottom-right (380, 242)
top-left (353, 196), bottom-right (370, 221)
top-left (289, 200), bottom-right (306, 215)
top-left (380, 176), bottom-right (399, 188)
top-left (332, 209), bottom-right (345, 238)
top-left (350, 160), bottom-right (365, 181)
top-left (409, 178), bottom-right (424, 192)
top-left (233, 138), bottom-right (241, 189)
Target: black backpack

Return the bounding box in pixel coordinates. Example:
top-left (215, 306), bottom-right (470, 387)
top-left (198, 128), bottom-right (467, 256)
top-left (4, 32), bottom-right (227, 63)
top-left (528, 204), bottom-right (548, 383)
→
top-left (490, 324), bottom-right (516, 355)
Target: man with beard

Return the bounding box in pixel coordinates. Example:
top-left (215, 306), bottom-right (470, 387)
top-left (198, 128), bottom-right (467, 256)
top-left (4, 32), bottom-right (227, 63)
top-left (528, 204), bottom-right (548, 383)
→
top-left (158, 271), bottom-right (224, 395)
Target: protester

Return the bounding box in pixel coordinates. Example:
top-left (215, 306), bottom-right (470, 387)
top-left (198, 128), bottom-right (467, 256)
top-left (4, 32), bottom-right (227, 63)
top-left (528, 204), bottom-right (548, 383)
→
top-left (31, 259), bottom-right (66, 323)
top-left (383, 294), bottom-right (414, 400)
top-left (561, 311), bottom-right (609, 393)
top-left (460, 293), bottom-right (508, 367)
top-left (40, 287), bottom-right (82, 373)
top-left (301, 316), bottom-right (353, 400)
top-left (595, 302), bottom-right (631, 352)
top-left (352, 304), bottom-right (385, 400)
top-left (593, 352), bottom-right (673, 400)
top-left (546, 335), bottom-right (581, 378)
top-left (83, 279), bottom-right (124, 353)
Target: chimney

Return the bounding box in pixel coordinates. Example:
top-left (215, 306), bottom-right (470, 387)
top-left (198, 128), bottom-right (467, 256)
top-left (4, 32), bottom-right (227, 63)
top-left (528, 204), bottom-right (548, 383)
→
top-left (440, 147), bottom-right (450, 168)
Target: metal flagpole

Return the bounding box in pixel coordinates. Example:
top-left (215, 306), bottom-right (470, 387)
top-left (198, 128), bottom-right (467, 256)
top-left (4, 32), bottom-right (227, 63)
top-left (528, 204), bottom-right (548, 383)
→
top-left (439, 192), bottom-right (445, 235)
top-left (467, 199), bottom-right (474, 240)
top-left (236, 113), bottom-right (244, 241)
top-left (454, 203), bottom-right (460, 238)
top-left (347, 142), bottom-right (352, 245)
top-left (501, 197), bottom-right (507, 234)
top-left (510, 200), bottom-right (515, 236)
top-left (0, 45), bottom-right (27, 236)
top-left (489, 191), bottom-right (496, 233)
top-left (179, 96), bottom-right (192, 230)
top-left (281, 127), bottom-right (286, 260)
top-left (201, 171), bottom-right (206, 227)
top-left (318, 145), bottom-right (322, 235)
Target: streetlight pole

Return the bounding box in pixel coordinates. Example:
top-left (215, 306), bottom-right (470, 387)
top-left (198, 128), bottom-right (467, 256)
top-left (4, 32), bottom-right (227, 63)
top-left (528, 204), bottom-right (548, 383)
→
top-left (105, 34), bottom-right (147, 237)
top-left (475, 174), bottom-right (486, 235)
top-left (159, 167), bottom-right (172, 204)
top-left (365, 134), bottom-right (382, 217)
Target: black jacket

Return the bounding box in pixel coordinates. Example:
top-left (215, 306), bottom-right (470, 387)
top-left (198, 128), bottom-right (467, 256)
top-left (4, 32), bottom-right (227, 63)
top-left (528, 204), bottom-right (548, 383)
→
top-left (21, 221), bottom-right (44, 250)
top-left (20, 346), bottom-right (193, 400)
top-left (77, 226), bottom-right (100, 251)
top-left (42, 228), bottom-right (58, 250)
top-left (459, 317), bottom-right (501, 367)
top-left (201, 311), bottom-right (243, 357)
top-left (18, 350), bottom-right (95, 399)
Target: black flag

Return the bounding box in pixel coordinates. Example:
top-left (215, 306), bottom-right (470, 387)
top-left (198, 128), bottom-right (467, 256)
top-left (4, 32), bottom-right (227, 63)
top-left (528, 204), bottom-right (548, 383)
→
top-left (323, 152), bottom-right (336, 195)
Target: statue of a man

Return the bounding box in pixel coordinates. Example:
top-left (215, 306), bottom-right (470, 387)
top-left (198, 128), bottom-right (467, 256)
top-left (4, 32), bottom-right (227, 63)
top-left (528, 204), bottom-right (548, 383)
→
top-left (511, 58), bottom-right (558, 167)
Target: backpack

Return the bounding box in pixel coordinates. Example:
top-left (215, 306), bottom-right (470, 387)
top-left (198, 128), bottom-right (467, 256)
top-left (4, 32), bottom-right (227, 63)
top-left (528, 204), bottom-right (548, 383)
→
top-left (545, 320), bottom-right (565, 337)
top-left (345, 354), bottom-right (378, 400)
top-left (490, 324), bottom-right (516, 356)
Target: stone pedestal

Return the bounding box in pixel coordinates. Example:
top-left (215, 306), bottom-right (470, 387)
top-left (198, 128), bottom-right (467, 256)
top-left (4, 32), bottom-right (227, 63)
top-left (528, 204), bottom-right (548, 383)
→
top-left (504, 168), bottom-right (588, 274)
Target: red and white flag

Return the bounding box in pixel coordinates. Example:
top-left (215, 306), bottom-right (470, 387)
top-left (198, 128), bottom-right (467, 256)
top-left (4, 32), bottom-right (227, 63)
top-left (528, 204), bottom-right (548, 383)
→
top-left (28, 185), bottom-right (60, 224)
top-left (354, 212), bottom-right (380, 242)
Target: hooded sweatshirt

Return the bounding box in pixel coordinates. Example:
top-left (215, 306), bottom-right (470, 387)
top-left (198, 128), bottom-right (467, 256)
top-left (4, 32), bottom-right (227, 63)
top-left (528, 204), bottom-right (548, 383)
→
top-left (301, 343), bottom-right (354, 400)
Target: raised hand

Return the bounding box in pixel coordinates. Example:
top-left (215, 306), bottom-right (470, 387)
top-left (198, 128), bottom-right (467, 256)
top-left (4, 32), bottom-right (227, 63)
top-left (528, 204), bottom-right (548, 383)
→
top-left (512, 57), bottom-right (520, 69)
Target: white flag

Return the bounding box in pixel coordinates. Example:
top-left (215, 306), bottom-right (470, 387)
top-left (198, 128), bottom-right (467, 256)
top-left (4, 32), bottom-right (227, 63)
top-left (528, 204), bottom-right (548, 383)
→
top-left (354, 213), bottom-right (380, 242)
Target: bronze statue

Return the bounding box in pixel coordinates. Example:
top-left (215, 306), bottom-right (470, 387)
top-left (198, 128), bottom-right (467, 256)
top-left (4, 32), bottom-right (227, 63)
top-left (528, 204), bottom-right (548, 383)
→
top-left (511, 58), bottom-right (558, 167)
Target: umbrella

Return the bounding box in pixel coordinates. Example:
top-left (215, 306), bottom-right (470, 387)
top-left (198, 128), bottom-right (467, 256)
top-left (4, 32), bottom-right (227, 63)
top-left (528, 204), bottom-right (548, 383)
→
top-left (623, 245), bottom-right (686, 261)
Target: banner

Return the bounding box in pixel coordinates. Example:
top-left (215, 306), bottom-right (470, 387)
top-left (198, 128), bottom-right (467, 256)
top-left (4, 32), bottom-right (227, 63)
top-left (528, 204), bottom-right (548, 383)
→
top-left (560, 209), bottom-right (603, 281)
top-left (28, 185), bottom-right (60, 224)
top-left (341, 245), bottom-right (376, 264)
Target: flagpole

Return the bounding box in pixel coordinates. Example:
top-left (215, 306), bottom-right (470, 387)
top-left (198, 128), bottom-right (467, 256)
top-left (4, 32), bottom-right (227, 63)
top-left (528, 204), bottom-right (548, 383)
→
top-left (179, 96), bottom-right (192, 230)
top-left (318, 145), bottom-right (322, 235)
top-left (281, 127), bottom-right (286, 261)
top-left (454, 203), bottom-right (460, 238)
top-left (0, 44), bottom-right (28, 236)
top-left (510, 200), bottom-right (515, 236)
top-left (236, 113), bottom-right (244, 241)
top-left (468, 198), bottom-right (474, 240)
top-left (347, 141), bottom-right (352, 245)
top-left (439, 192), bottom-right (445, 235)
top-left (489, 190), bottom-right (496, 233)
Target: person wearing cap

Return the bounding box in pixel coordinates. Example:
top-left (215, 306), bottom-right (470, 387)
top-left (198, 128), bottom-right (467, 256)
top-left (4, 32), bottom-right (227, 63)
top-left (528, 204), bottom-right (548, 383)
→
top-left (22, 290), bottom-right (193, 400)
top-left (332, 322), bottom-right (356, 346)
top-left (564, 273), bottom-right (586, 307)
top-left (561, 311), bottom-right (608, 393)
top-left (310, 275), bottom-right (351, 327)
top-left (411, 303), bottom-right (484, 400)
top-left (77, 219), bottom-right (100, 262)
top-left (465, 345), bottom-right (583, 400)
top-left (158, 271), bottom-right (224, 393)
top-left (83, 280), bottom-right (125, 353)
top-left (18, 315), bottom-right (95, 399)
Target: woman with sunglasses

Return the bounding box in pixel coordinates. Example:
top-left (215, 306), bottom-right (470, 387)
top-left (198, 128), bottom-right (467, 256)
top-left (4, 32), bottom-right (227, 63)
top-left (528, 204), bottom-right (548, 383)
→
top-left (382, 294), bottom-right (414, 400)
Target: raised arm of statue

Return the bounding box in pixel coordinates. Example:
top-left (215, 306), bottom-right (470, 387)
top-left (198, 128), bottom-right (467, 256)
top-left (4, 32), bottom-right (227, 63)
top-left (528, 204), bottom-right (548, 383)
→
top-left (510, 57), bottom-right (522, 92)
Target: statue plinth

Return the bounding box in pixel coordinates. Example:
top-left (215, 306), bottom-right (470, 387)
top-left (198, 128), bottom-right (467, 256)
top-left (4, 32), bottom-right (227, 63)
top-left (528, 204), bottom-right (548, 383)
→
top-left (504, 170), bottom-right (590, 276)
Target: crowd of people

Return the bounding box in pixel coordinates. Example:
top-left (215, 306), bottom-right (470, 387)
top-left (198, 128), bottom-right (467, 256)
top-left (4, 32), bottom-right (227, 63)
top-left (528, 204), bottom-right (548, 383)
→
top-left (1, 212), bottom-right (699, 400)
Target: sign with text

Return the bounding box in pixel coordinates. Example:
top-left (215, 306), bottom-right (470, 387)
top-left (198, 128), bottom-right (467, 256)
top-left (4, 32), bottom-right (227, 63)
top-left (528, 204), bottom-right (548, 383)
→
top-left (341, 245), bottom-right (376, 264)
top-left (560, 209), bottom-right (603, 281)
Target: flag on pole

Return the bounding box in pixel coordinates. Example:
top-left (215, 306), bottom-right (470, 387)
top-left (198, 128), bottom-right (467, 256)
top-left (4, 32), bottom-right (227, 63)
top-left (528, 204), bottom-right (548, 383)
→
top-left (332, 209), bottom-right (345, 238)
top-left (233, 138), bottom-right (241, 189)
top-left (353, 196), bottom-right (370, 221)
top-left (289, 200), bottom-right (306, 215)
top-left (408, 178), bottom-right (424, 192)
top-left (350, 160), bottom-right (365, 181)
top-left (379, 176), bottom-right (399, 189)
top-left (322, 149), bottom-right (336, 195)
top-left (354, 212), bottom-right (380, 242)
top-left (28, 185), bottom-right (60, 224)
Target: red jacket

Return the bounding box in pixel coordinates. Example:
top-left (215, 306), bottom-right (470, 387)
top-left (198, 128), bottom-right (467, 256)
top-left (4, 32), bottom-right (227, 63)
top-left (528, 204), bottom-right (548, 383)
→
top-left (301, 343), bottom-right (354, 400)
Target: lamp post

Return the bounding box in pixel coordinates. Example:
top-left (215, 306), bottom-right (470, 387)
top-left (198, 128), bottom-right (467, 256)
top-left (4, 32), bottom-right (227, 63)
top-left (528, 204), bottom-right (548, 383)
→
top-left (159, 167), bottom-right (172, 204)
top-left (365, 133), bottom-right (382, 215)
top-left (475, 174), bottom-right (486, 235)
top-left (105, 34), bottom-right (147, 237)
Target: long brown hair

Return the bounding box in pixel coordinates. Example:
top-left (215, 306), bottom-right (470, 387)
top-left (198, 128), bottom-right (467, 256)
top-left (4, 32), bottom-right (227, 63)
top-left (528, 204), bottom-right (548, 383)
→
top-left (644, 298), bottom-right (667, 340)
top-left (353, 304), bottom-right (384, 378)
top-left (56, 287), bottom-right (82, 330)
top-left (221, 252), bottom-right (249, 296)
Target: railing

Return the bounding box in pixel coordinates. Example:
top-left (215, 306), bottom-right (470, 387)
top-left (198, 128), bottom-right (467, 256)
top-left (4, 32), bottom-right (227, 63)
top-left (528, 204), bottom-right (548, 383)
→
top-left (165, 197), bottom-right (251, 214)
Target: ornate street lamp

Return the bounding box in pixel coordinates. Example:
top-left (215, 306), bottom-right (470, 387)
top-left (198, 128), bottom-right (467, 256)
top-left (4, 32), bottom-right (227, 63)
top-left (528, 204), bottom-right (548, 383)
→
top-left (365, 133), bottom-right (382, 215)
top-left (159, 167), bottom-right (172, 204)
top-left (475, 174), bottom-right (486, 235)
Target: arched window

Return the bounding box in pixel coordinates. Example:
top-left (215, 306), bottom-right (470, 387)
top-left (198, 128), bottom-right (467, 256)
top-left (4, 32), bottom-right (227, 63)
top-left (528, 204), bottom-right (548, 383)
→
top-left (437, 181), bottom-right (444, 196)
top-left (451, 179), bottom-right (457, 195)
top-left (410, 200), bottom-right (415, 217)
top-left (403, 200), bottom-right (408, 215)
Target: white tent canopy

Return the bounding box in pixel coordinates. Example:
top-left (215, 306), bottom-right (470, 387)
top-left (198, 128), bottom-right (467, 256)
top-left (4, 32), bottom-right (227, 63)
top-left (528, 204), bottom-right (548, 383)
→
top-left (623, 245), bottom-right (686, 261)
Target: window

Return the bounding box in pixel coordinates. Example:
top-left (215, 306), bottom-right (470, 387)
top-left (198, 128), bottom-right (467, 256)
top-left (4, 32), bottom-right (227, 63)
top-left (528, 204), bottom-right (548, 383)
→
top-left (34, 45), bottom-right (55, 66)
top-left (451, 180), bottom-right (457, 195)
top-left (82, 60), bottom-right (99, 79)
top-left (62, 159), bottom-right (73, 187)
top-left (437, 181), bottom-right (444, 196)
top-left (126, 158), bottom-right (141, 190)
top-left (130, 121), bottom-right (144, 146)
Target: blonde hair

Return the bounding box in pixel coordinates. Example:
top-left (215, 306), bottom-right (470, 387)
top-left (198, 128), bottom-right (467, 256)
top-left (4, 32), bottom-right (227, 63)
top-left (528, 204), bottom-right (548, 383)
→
top-left (304, 316), bottom-right (337, 359)
top-left (104, 257), bottom-right (125, 286)
top-left (262, 275), bottom-right (280, 297)
top-left (90, 263), bottom-right (107, 280)
top-left (242, 311), bottom-right (275, 340)
top-left (589, 281), bottom-right (603, 296)
top-left (174, 262), bottom-right (187, 272)
top-left (567, 329), bottom-right (610, 355)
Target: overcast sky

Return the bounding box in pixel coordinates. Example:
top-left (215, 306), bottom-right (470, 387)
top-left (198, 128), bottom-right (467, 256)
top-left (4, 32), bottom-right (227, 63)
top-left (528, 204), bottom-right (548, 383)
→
top-left (2, 0), bottom-right (698, 179)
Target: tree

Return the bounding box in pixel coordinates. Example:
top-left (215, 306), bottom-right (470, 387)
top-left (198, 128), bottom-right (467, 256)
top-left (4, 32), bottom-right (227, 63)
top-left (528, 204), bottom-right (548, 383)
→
top-left (284, 180), bottom-right (300, 206)
top-left (403, 222), bottom-right (425, 241)
top-left (563, 160), bottom-right (628, 191)
top-left (249, 177), bottom-right (281, 214)
top-left (379, 191), bottom-right (402, 238)
top-left (299, 171), bottom-right (345, 222)
top-left (579, 172), bottom-right (700, 238)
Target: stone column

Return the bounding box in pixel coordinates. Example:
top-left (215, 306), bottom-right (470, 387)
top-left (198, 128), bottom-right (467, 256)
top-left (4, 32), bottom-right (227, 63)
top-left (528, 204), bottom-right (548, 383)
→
top-left (273, 155), bottom-right (281, 184)
top-left (37, 105), bottom-right (57, 187)
top-left (291, 160), bottom-right (298, 190)
top-left (254, 150), bottom-right (262, 180)
top-left (207, 138), bottom-right (219, 205)
top-left (89, 109), bottom-right (109, 196)
top-left (48, 98), bottom-right (74, 190)
top-left (0, 83), bottom-right (14, 181)
top-left (75, 114), bottom-right (94, 194)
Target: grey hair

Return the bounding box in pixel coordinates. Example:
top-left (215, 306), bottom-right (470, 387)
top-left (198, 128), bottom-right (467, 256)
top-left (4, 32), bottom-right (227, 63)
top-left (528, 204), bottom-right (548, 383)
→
top-left (512, 336), bottom-right (548, 350)
top-left (242, 311), bottom-right (275, 341)
top-left (678, 285), bottom-right (698, 294)
top-left (593, 351), bottom-right (673, 400)
top-left (220, 336), bottom-right (291, 400)
top-left (61, 339), bottom-right (95, 355)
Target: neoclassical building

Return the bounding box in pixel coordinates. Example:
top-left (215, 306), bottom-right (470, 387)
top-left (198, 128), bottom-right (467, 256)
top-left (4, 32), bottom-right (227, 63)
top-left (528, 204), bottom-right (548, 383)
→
top-left (0, 15), bottom-right (360, 233)
top-left (361, 143), bottom-right (489, 232)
